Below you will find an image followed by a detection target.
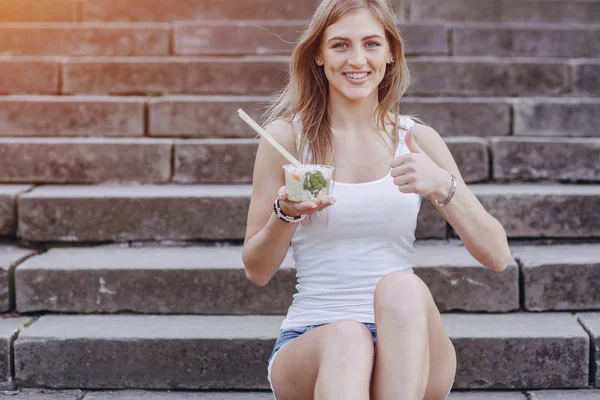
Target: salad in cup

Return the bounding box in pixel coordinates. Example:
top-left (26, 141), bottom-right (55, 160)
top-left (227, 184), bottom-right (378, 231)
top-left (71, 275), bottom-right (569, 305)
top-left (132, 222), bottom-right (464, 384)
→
top-left (283, 164), bottom-right (335, 203)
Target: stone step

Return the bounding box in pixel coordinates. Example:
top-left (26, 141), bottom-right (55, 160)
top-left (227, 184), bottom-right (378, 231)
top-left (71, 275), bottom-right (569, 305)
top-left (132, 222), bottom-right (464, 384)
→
top-left (0, 317), bottom-right (33, 389)
top-left (409, 0), bottom-right (600, 24)
top-left (0, 23), bottom-right (170, 56)
top-left (0, 245), bottom-right (37, 312)
top-left (13, 243), bottom-right (519, 314)
top-left (0, 0), bottom-right (79, 23)
top-left (2, 96), bottom-right (599, 139)
top-left (0, 186), bottom-right (32, 236)
top-left (1, 56), bottom-right (594, 96)
top-left (491, 137), bottom-right (600, 182)
top-left (0, 137), bottom-right (485, 185)
top-left (57, 56), bottom-right (577, 97)
top-left (11, 313), bottom-right (591, 389)
top-left (14, 183), bottom-right (600, 242)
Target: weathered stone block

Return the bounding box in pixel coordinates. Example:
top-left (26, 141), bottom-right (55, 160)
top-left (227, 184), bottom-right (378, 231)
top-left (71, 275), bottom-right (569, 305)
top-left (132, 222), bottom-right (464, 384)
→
top-left (576, 313), bottom-right (600, 387)
top-left (85, 392), bottom-right (273, 399)
top-left (446, 313), bottom-right (589, 389)
top-left (472, 184), bottom-right (600, 238)
top-left (0, 185), bottom-right (32, 235)
top-left (0, 317), bottom-right (33, 389)
top-left (414, 244), bottom-right (519, 312)
top-left (492, 137), bottom-right (600, 182)
top-left (14, 315), bottom-right (283, 389)
top-left (0, 96), bottom-right (145, 137)
top-left (449, 393), bottom-right (526, 400)
top-left (0, 0), bottom-right (79, 22)
top-left (573, 61), bottom-right (600, 96)
top-left (410, 0), bottom-right (600, 23)
top-left (416, 199), bottom-right (447, 239)
top-left (445, 138), bottom-right (489, 183)
top-left (0, 246), bottom-right (36, 312)
top-left (513, 245), bottom-right (600, 311)
top-left (528, 390), bottom-right (600, 400)
top-left (513, 99), bottom-right (600, 137)
top-left (174, 139), bottom-right (258, 184)
top-left (408, 58), bottom-right (569, 96)
top-left (0, 59), bottom-right (59, 94)
top-left (148, 96), bottom-right (269, 138)
top-left (83, 0), bottom-right (321, 21)
top-left (0, 23), bottom-right (170, 56)
top-left (15, 247), bottom-right (297, 315)
top-left (0, 138), bottom-right (172, 183)
top-left (62, 57), bottom-right (288, 95)
top-left (401, 98), bottom-right (511, 136)
top-left (18, 185), bottom-right (251, 242)
top-left (453, 26), bottom-right (600, 57)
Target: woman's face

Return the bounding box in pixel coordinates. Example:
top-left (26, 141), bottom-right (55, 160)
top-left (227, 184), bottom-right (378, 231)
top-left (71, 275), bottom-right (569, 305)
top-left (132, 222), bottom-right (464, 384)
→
top-left (317, 9), bottom-right (392, 101)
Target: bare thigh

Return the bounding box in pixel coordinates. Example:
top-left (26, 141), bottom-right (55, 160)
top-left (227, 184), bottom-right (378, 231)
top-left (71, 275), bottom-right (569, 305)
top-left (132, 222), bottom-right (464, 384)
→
top-left (270, 320), bottom-right (375, 400)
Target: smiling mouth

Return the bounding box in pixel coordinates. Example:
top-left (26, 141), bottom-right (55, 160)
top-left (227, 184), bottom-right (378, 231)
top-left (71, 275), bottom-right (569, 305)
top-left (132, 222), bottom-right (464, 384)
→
top-left (342, 72), bottom-right (371, 80)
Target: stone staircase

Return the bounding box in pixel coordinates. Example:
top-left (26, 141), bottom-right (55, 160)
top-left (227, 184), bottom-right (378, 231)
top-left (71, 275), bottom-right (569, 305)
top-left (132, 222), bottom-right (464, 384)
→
top-left (0, 0), bottom-right (599, 398)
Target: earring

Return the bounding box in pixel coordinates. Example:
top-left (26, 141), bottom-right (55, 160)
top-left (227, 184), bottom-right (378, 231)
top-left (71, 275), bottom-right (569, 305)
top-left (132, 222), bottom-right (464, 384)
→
top-left (388, 56), bottom-right (395, 63)
top-left (316, 59), bottom-right (323, 66)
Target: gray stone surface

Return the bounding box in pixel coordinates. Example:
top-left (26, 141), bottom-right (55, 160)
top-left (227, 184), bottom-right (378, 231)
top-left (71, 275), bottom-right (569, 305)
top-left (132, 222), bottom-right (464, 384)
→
top-left (0, 0), bottom-right (78, 22)
top-left (414, 243), bottom-right (519, 312)
top-left (445, 138), bottom-right (489, 183)
top-left (0, 185), bottom-right (32, 236)
top-left (453, 25), bottom-right (600, 57)
top-left (15, 243), bottom-right (518, 314)
top-left (471, 184), bottom-right (600, 238)
top-left (14, 315), bottom-right (284, 389)
top-left (513, 99), bottom-right (600, 137)
top-left (416, 198), bottom-right (447, 239)
top-left (148, 96), bottom-right (268, 138)
top-left (0, 317), bottom-right (33, 390)
top-left (409, 58), bottom-right (569, 96)
top-left (18, 185), bottom-right (251, 242)
top-left (174, 21), bottom-right (448, 56)
top-left (0, 138), bottom-right (172, 183)
top-left (0, 23), bottom-right (170, 56)
top-left (445, 313), bottom-right (589, 389)
top-left (512, 245), bottom-right (600, 311)
top-left (573, 61), bottom-right (600, 96)
top-left (83, 0), bottom-right (321, 21)
top-left (528, 389), bottom-right (600, 399)
top-left (400, 98), bottom-right (511, 136)
top-left (574, 313), bottom-right (600, 387)
top-left (0, 245), bottom-right (37, 312)
top-left (491, 137), bottom-right (600, 182)
top-left (410, 0), bottom-right (600, 23)
top-left (174, 139), bottom-right (258, 184)
top-left (84, 392), bottom-right (273, 400)
top-left (0, 389), bottom-right (83, 398)
top-left (15, 246), bottom-right (297, 314)
top-left (0, 96), bottom-right (145, 137)
top-left (62, 57), bottom-right (289, 95)
top-left (0, 59), bottom-right (59, 94)
top-left (448, 393), bottom-right (525, 400)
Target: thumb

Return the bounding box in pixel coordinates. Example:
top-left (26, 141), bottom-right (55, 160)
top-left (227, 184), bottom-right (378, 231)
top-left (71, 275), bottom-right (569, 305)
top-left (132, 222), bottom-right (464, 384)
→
top-left (404, 128), bottom-right (422, 153)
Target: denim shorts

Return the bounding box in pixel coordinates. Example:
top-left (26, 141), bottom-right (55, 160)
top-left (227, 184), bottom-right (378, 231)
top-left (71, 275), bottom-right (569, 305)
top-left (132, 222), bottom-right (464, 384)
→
top-left (267, 322), bottom-right (377, 399)
top-left (266, 322), bottom-right (453, 400)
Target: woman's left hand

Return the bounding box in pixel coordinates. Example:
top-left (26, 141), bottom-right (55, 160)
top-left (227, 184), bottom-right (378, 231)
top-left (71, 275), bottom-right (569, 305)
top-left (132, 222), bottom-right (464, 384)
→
top-left (390, 129), bottom-right (452, 202)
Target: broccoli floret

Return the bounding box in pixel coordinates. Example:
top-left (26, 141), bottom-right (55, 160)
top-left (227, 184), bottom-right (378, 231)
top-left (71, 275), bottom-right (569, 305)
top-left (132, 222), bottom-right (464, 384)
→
top-left (303, 171), bottom-right (327, 195)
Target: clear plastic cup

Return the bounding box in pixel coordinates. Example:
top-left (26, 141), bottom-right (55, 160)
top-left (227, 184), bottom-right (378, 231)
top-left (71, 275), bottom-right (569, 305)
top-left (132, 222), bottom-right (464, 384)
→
top-left (283, 164), bottom-right (335, 203)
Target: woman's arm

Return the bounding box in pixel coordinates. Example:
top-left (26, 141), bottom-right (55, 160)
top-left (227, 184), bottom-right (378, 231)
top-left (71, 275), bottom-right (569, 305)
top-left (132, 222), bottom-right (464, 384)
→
top-left (393, 123), bottom-right (511, 272)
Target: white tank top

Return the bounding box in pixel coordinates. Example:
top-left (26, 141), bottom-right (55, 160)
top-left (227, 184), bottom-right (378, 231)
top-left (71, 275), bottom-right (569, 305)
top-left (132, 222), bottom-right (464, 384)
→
top-left (280, 116), bottom-right (421, 331)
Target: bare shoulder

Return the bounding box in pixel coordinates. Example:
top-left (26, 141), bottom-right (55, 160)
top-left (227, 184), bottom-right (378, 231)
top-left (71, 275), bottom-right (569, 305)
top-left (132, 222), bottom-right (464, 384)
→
top-left (262, 117), bottom-right (298, 156)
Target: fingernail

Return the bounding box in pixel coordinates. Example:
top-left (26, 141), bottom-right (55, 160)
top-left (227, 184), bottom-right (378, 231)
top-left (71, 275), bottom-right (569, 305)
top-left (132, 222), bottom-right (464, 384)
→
top-left (311, 204), bottom-right (318, 208)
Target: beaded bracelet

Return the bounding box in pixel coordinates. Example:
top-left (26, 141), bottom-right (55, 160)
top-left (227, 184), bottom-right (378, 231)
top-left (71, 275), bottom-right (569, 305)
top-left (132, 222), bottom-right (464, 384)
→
top-left (435, 174), bottom-right (457, 207)
top-left (273, 197), bottom-right (306, 223)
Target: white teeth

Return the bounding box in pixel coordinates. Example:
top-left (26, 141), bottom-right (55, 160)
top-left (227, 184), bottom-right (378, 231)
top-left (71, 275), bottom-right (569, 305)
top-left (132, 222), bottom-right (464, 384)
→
top-left (344, 72), bottom-right (369, 80)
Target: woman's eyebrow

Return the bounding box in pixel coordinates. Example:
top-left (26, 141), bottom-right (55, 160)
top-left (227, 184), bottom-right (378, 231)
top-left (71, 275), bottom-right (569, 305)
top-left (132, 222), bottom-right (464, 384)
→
top-left (327, 34), bottom-right (384, 43)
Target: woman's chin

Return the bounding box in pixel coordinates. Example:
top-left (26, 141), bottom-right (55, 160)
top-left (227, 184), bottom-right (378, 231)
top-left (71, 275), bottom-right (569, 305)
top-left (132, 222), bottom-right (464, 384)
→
top-left (336, 87), bottom-right (377, 101)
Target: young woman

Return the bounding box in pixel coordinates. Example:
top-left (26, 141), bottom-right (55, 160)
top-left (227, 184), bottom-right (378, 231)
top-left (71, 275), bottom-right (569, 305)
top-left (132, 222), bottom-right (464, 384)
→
top-left (242, 0), bottom-right (511, 399)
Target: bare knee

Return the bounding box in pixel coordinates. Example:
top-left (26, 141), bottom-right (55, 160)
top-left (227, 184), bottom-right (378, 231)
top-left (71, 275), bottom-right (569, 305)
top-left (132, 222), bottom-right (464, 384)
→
top-left (318, 320), bottom-right (375, 362)
top-left (374, 272), bottom-right (430, 321)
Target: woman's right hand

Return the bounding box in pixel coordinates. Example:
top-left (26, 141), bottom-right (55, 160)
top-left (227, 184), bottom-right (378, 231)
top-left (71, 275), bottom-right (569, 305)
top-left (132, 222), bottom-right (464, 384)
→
top-left (277, 186), bottom-right (336, 218)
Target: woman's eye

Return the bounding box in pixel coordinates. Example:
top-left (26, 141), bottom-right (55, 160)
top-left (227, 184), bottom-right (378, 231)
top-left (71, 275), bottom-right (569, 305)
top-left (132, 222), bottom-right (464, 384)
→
top-left (366, 41), bottom-right (381, 48)
top-left (333, 42), bottom-right (348, 49)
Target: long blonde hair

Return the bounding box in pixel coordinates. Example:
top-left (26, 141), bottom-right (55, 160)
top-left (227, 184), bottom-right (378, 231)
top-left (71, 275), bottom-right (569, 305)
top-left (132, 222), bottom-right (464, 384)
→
top-left (262, 0), bottom-right (411, 165)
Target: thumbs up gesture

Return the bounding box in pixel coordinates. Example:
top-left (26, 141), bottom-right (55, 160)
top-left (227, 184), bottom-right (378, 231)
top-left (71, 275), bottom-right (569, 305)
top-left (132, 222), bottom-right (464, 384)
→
top-left (390, 128), bottom-right (452, 199)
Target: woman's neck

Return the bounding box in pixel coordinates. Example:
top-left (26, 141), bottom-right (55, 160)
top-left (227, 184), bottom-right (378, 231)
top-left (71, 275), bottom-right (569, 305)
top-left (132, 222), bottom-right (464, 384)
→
top-left (327, 87), bottom-right (380, 134)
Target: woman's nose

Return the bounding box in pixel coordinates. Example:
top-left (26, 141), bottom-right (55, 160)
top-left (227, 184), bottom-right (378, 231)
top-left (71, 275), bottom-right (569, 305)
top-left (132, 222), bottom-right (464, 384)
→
top-left (347, 48), bottom-right (367, 67)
